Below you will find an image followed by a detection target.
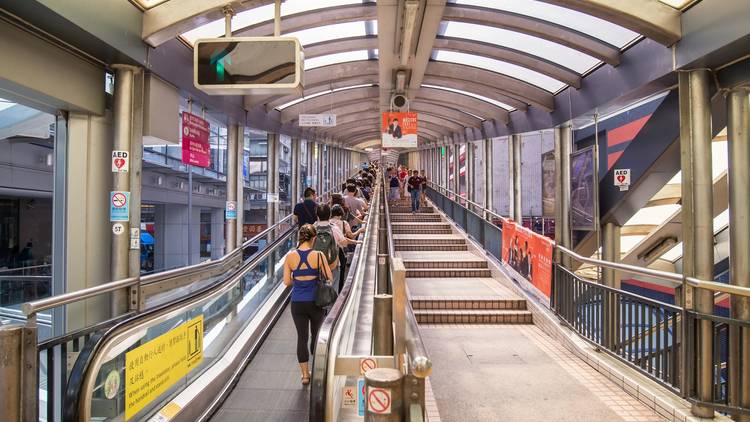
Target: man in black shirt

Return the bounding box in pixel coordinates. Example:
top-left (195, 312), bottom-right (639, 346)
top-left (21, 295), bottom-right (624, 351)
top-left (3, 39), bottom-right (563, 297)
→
top-left (407, 170), bottom-right (422, 213)
top-left (293, 187), bottom-right (318, 227)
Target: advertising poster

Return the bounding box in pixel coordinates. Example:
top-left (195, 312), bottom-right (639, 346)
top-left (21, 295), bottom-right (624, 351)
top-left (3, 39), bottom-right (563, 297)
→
top-left (501, 220), bottom-right (554, 299)
top-left (541, 151), bottom-right (556, 217)
top-left (181, 112), bottom-right (211, 168)
top-left (570, 146), bottom-right (596, 231)
top-left (381, 112), bottom-right (417, 148)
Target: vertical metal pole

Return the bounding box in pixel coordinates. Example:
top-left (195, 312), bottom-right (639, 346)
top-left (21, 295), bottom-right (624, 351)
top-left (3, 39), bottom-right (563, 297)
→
top-left (127, 69), bottom-right (144, 311)
top-left (444, 144), bottom-right (450, 191)
top-left (317, 143), bottom-right (324, 195)
top-left (226, 124), bottom-right (238, 251)
top-left (392, 258), bottom-right (407, 367)
top-left (364, 368), bottom-right (404, 422)
top-left (484, 138), bottom-right (494, 219)
top-left (274, 0), bottom-right (281, 37)
top-left (602, 222), bottom-right (621, 349)
top-left (267, 133), bottom-right (280, 236)
top-left (307, 141), bottom-right (315, 189)
top-left (727, 87), bottom-right (750, 421)
top-left (186, 100), bottom-right (194, 265)
top-left (235, 124), bottom-right (245, 247)
top-left (452, 144), bottom-right (460, 199)
top-left (0, 325), bottom-right (37, 422)
top-left (554, 126), bottom-right (572, 268)
top-left (507, 135), bottom-right (515, 220)
top-left (111, 65), bottom-right (134, 317)
top-left (511, 134), bottom-right (522, 222)
top-left (678, 70), bottom-right (714, 417)
top-left (466, 141), bottom-right (475, 206)
top-left (291, 137), bottom-right (301, 207)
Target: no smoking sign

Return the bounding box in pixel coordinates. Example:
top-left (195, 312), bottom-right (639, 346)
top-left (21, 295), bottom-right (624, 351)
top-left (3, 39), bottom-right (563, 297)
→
top-left (110, 191), bottom-right (130, 222)
top-left (367, 387), bottom-right (392, 415)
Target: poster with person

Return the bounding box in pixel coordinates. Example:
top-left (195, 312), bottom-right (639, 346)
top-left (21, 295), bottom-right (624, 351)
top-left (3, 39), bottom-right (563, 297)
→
top-left (381, 112), bottom-right (417, 148)
top-left (501, 219), bottom-right (554, 299)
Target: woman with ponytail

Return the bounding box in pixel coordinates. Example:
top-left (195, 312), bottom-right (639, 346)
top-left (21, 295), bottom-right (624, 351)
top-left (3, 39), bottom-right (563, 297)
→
top-left (283, 224), bottom-right (333, 385)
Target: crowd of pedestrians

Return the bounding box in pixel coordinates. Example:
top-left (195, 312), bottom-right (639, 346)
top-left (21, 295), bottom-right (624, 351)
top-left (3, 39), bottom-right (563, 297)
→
top-left (387, 165), bottom-right (428, 213)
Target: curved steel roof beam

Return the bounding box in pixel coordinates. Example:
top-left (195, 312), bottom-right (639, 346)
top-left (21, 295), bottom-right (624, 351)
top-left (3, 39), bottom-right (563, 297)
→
top-left (415, 110), bottom-right (469, 132)
top-left (414, 88), bottom-right (510, 124)
top-left (234, 4), bottom-right (377, 37)
top-left (442, 4), bottom-right (620, 66)
top-left (536, 0), bottom-right (681, 46)
top-left (433, 36), bottom-right (582, 88)
top-left (266, 77), bottom-right (379, 110)
top-left (408, 102), bottom-right (484, 128)
top-left (426, 61), bottom-right (554, 112)
top-left (245, 60), bottom-right (379, 109)
top-left (420, 75), bottom-right (529, 111)
top-left (280, 87), bottom-right (379, 123)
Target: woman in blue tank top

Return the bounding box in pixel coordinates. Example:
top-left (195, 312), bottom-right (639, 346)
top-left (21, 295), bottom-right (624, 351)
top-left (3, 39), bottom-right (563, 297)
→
top-left (283, 224), bottom-right (333, 385)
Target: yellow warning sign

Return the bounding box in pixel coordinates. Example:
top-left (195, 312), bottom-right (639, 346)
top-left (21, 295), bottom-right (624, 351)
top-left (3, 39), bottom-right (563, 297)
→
top-left (125, 315), bottom-right (203, 420)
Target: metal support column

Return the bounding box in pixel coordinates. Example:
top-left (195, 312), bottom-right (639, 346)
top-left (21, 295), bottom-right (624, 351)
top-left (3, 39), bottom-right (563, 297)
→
top-left (452, 144), bottom-right (460, 199)
top-left (235, 124), bottom-right (245, 246)
top-left (444, 144), bottom-right (450, 191)
top-left (554, 126), bottom-right (572, 268)
top-left (678, 69), bottom-right (714, 417)
top-left (291, 137), bottom-right (301, 206)
top-left (602, 221), bottom-right (621, 349)
top-left (226, 123), bottom-right (238, 251)
top-left (318, 143), bottom-right (325, 195)
top-left (466, 141), bottom-right (475, 205)
top-left (510, 134), bottom-right (522, 222)
top-left (727, 86), bottom-right (750, 421)
top-left (111, 65), bottom-right (142, 317)
top-left (484, 138), bottom-right (494, 219)
top-left (267, 133), bottom-right (280, 236)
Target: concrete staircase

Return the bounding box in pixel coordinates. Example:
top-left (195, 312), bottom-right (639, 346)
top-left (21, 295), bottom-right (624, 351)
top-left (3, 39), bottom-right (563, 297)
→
top-left (390, 199), bottom-right (533, 326)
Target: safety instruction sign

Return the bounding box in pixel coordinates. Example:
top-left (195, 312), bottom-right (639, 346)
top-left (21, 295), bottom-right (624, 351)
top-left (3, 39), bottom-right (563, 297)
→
top-left (110, 191), bottom-right (130, 222)
top-left (357, 378), bottom-right (365, 416)
top-left (367, 387), bottom-right (392, 415)
top-left (225, 201), bottom-right (237, 219)
top-left (112, 150), bottom-right (129, 173)
top-left (342, 386), bottom-right (357, 409)
top-left (124, 315), bottom-right (204, 420)
top-left (359, 357), bottom-right (377, 375)
top-left (614, 169), bottom-right (631, 191)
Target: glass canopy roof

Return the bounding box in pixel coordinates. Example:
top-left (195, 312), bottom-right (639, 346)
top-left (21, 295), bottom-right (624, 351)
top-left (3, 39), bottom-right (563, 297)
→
top-left (306, 50), bottom-right (373, 70)
top-left (452, 0), bottom-right (640, 48)
top-left (421, 84), bottom-right (514, 111)
top-left (433, 50), bottom-right (566, 93)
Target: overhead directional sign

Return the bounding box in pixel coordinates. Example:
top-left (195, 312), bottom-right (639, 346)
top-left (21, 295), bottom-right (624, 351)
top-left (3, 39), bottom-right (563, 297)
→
top-left (299, 114), bottom-right (336, 127)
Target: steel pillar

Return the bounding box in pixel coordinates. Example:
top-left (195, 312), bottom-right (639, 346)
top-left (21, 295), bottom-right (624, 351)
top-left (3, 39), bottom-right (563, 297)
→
top-left (452, 144), bottom-right (460, 198)
top-left (483, 138), bottom-right (494, 218)
top-left (602, 221), bottom-right (621, 349)
top-left (727, 87), bottom-right (750, 421)
top-left (235, 125), bottom-right (244, 246)
top-left (466, 141), bottom-right (475, 205)
top-left (110, 65), bottom-right (143, 316)
top-left (267, 133), bottom-right (280, 236)
top-left (554, 126), bottom-right (572, 268)
top-left (226, 123), bottom-right (238, 251)
top-left (291, 137), bottom-right (301, 206)
top-left (678, 69), bottom-right (714, 417)
top-left (511, 134), bottom-right (522, 222)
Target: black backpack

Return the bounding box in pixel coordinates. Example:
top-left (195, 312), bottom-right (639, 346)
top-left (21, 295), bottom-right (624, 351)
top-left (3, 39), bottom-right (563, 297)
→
top-left (314, 225), bottom-right (339, 265)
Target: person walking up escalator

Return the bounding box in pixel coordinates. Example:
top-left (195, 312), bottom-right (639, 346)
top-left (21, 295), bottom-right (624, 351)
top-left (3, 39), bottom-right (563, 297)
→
top-left (407, 170), bottom-right (422, 214)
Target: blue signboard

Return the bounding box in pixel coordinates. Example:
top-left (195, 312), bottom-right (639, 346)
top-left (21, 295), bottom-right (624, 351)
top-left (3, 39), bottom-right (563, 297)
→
top-left (110, 191), bottom-right (130, 222)
top-left (358, 377), bottom-right (365, 416)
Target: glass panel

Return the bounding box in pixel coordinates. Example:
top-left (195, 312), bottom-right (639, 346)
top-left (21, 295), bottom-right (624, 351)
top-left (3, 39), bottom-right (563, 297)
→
top-left (421, 83), bottom-right (514, 111)
top-left (624, 204), bottom-right (681, 226)
top-left (305, 50), bottom-right (371, 70)
top-left (434, 50), bottom-right (566, 92)
top-left (620, 235), bottom-right (647, 253)
top-left (286, 20), bottom-right (374, 45)
top-left (453, 0), bottom-right (640, 48)
top-left (279, 134), bottom-right (292, 217)
top-left (442, 22), bottom-right (599, 74)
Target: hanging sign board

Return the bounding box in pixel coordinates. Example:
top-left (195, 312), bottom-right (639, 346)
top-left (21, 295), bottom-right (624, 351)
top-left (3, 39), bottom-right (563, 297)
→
top-left (614, 168), bottom-right (631, 191)
top-left (110, 191), bottom-right (130, 222)
top-left (570, 147), bottom-right (596, 231)
top-left (382, 112), bottom-right (418, 148)
top-left (112, 150), bottom-right (129, 173)
top-left (299, 114), bottom-right (336, 127)
top-left (181, 112), bottom-right (211, 168)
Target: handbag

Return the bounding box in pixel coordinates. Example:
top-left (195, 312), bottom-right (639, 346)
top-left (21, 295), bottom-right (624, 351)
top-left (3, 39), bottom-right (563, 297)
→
top-left (315, 253), bottom-right (338, 307)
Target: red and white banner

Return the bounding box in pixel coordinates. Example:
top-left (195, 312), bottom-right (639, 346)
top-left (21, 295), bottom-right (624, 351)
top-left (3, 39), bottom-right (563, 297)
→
top-left (181, 112), bottom-right (211, 168)
top-left (381, 112), bottom-right (417, 148)
top-left (502, 219), bottom-right (553, 299)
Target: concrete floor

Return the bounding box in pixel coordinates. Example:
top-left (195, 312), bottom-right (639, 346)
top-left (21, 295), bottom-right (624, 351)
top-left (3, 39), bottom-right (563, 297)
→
top-left (422, 325), bottom-right (637, 422)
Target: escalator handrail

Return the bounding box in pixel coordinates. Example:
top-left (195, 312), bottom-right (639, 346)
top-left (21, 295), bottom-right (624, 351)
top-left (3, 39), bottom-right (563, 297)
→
top-left (66, 227), bottom-right (296, 421)
top-left (310, 182), bottom-right (381, 422)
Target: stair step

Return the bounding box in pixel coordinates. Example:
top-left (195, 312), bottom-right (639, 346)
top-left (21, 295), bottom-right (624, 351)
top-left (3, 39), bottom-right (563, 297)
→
top-left (395, 244), bottom-right (468, 251)
top-left (393, 228), bottom-right (452, 235)
top-left (403, 260), bottom-right (487, 269)
top-left (390, 207), bottom-right (434, 213)
top-left (395, 238), bottom-right (465, 245)
top-left (390, 214), bottom-right (442, 222)
top-left (405, 268), bottom-right (492, 278)
top-left (411, 297), bottom-right (527, 310)
top-left (414, 310), bottom-right (533, 325)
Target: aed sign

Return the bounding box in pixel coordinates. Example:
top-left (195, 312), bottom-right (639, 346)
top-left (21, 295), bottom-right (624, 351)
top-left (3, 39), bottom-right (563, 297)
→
top-left (125, 315), bottom-right (204, 420)
top-left (614, 169), bottom-right (631, 191)
top-left (112, 150), bottom-right (129, 173)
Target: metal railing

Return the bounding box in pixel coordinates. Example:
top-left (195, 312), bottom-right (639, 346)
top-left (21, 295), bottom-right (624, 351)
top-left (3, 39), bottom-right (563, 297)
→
top-left (425, 183), bottom-right (750, 417)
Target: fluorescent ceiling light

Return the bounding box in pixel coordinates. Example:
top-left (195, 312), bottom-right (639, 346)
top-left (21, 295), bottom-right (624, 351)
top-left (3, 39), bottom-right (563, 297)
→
top-left (276, 83), bottom-right (374, 110)
top-left (421, 84), bottom-right (514, 111)
top-left (305, 50), bottom-right (371, 69)
top-left (434, 50), bottom-right (566, 93)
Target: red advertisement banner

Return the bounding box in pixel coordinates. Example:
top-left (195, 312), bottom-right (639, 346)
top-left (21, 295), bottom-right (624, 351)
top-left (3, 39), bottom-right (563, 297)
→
top-left (181, 112), bottom-right (211, 168)
top-left (381, 112), bottom-right (418, 148)
top-left (501, 219), bottom-right (553, 298)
